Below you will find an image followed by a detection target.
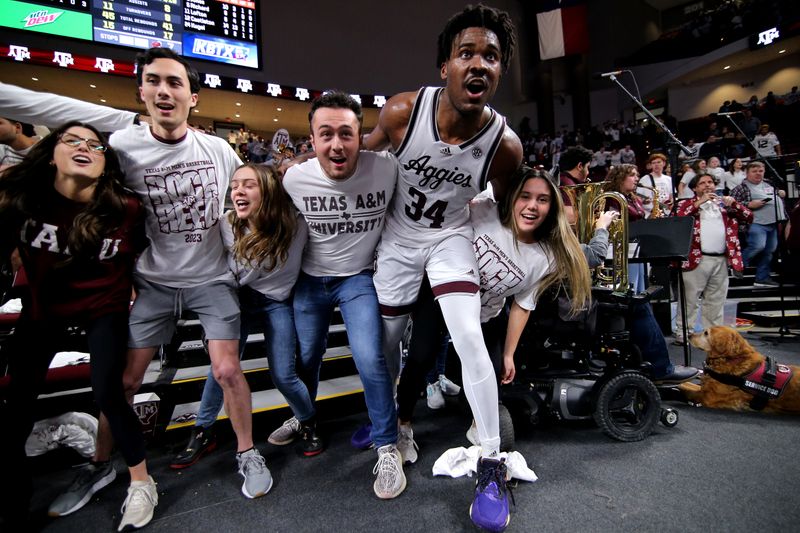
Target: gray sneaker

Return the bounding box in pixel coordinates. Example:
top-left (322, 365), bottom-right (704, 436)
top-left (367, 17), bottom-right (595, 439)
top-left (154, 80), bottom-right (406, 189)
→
top-left (439, 374), bottom-right (462, 396)
top-left (49, 462), bottom-right (117, 517)
top-left (237, 448), bottom-right (273, 499)
top-left (117, 477), bottom-right (158, 531)
top-left (426, 382), bottom-right (445, 410)
top-left (753, 278), bottom-right (779, 288)
top-left (373, 444), bottom-right (406, 499)
top-left (396, 424), bottom-right (419, 465)
top-left (267, 416), bottom-right (301, 445)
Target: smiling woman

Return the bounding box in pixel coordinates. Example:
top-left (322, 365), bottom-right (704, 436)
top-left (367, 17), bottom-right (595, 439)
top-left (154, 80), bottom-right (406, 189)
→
top-left (0, 121), bottom-right (154, 529)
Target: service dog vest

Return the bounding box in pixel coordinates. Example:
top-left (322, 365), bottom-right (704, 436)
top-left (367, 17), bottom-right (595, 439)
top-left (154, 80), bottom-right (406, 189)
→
top-left (704, 356), bottom-right (794, 410)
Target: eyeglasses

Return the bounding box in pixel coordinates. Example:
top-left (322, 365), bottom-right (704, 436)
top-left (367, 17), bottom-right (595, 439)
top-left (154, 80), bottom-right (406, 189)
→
top-left (58, 132), bottom-right (108, 153)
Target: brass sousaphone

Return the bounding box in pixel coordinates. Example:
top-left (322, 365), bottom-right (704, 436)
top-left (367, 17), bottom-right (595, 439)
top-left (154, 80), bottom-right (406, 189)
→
top-left (561, 183), bottom-right (630, 293)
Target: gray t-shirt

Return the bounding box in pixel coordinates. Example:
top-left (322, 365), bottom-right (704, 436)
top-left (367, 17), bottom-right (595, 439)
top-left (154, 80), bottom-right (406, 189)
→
top-left (0, 143), bottom-right (34, 168)
top-left (111, 124), bottom-right (240, 287)
top-left (282, 151), bottom-right (398, 277)
top-left (221, 214), bottom-right (307, 301)
top-left (745, 180), bottom-right (784, 225)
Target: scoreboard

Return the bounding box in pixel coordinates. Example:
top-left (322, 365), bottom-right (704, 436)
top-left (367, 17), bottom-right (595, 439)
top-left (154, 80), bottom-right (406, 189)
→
top-left (0, 0), bottom-right (260, 68)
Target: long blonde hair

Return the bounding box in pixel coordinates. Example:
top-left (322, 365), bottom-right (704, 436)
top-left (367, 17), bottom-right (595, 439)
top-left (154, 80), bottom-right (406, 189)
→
top-left (227, 164), bottom-right (297, 271)
top-left (499, 166), bottom-right (592, 315)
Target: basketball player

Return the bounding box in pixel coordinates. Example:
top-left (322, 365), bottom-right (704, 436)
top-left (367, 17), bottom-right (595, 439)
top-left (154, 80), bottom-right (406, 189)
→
top-left (363, 5), bottom-right (522, 531)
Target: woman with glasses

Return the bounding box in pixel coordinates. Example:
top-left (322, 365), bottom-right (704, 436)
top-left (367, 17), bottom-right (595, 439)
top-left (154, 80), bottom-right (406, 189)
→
top-left (0, 122), bottom-right (154, 528)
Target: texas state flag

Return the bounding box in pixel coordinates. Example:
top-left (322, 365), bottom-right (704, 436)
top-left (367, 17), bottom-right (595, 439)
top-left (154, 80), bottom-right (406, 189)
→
top-left (537, 0), bottom-right (590, 60)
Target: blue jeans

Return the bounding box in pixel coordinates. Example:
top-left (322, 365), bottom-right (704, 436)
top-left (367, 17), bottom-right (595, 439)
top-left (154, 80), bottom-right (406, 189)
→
top-left (629, 263), bottom-right (646, 294)
top-left (743, 222), bottom-right (778, 282)
top-left (293, 270), bottom-right (397, 447)
top-left (630, 302), bottom-right (673, 377)
top-left (195, 287), bottom-right (314, 428)
top-left (425, 333), bottom-right (450, 384)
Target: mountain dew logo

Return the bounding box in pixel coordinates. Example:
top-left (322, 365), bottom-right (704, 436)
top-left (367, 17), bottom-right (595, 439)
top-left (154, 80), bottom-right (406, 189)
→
top-left (24, 10), bottom-right (63, 27)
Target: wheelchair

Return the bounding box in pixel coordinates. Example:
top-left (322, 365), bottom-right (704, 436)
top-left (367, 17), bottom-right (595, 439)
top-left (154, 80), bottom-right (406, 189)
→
top-left (501, 285), bottom-right (679, 444)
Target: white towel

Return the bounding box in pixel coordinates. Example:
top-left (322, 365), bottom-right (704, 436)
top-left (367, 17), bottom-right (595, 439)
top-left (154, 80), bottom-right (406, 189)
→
top-left (432, 446), bottom-right (538, 482)
top-left (0, 298), bottom-right (22, 313)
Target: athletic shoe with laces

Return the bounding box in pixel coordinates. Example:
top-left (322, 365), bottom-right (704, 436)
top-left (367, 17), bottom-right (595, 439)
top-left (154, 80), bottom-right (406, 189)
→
top-left (236, 448), bottom-right (273, 499)
top-left (396, 424), bottom-right (419, 464)
top-left (117, 476), bottom-right (157, 532)
top-left (48, 461), bottom-right (117, 517)
top-left (439, 374), bottom-right (462, 396)
top-left (470, 457), bottom-right (512, 532)
top-left (373, 444), bottom-right (407, 499)
top-left (300, 422), bottom-right (324, 457)
top-left (753, 278), bottom-right (778, 288)
top-left (170, 426), bottom-right (217, 469)
top-left (426, 382), bottom-right (445, 410)
top-left (267, 416), bottom-right (301, 446)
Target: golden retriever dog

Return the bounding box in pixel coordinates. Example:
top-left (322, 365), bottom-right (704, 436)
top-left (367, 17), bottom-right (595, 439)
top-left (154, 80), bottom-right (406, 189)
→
top-left (679, 326), bottom-right (800, 414)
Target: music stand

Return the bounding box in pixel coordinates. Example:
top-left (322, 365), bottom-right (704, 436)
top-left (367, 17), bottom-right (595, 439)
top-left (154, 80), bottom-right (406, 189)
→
top-left (629, 216), bottom-right (694, 365)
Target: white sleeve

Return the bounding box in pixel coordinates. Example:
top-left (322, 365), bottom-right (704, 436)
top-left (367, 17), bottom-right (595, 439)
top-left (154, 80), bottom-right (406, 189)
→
top-left (0, 82), bottom-right (137, 131)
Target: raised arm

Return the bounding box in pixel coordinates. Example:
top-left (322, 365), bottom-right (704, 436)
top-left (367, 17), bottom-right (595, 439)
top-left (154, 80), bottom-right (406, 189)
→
top-left (0, 82), bottom-right (138, 131)
top-left (486, 128), bottom-right (524, 202)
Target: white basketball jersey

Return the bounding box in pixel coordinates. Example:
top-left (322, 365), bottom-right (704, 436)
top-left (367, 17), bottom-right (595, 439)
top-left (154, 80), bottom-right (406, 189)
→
top-left (384, 87), bottom-right (506, 247)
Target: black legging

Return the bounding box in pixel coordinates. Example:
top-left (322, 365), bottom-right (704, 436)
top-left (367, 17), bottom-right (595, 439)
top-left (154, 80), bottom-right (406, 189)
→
top-left (396, 280), bottom-right (507, 422)
top-left (0, 311), bottom-right (145, 522)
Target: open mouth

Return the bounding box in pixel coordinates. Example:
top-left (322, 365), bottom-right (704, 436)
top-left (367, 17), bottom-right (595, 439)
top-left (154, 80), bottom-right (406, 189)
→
top-left (235, 199), bottom-right (250, 209)
top-left (330, 156), bottom-right (346, 166)
top-left (156, 102), bottom-right (175, 112)
top-left (466, 78), bottom-right (487, 98)
top-left (72, 155), bottom-right (92, 164)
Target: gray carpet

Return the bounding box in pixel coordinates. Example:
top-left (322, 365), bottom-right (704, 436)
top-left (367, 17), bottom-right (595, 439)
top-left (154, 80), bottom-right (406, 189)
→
top-left (31, 329), bottom-right (800, 532)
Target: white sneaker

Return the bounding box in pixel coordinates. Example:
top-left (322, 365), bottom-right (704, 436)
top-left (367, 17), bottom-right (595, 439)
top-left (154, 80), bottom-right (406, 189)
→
top-left (439, 374), bottom-right (461, 396)
top-left (373, 444), bottom-right (406, 499)
top-left (466, 419), bottom-right (480, 447)
top-left (397, 424), bottom-right (419, 464)
top-left (117, 477), bottom-right (157, 531)
top-left (426, 382), bottom-right (445, 410)
top-left (267, 416), bottom-right (301, 445)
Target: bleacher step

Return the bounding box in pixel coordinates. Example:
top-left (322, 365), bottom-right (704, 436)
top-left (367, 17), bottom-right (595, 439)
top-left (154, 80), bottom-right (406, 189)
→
top-left (167, 374), bottom-right (364, 430)
top-left (37, 360), bottom-right (163, 400)
top-left (171, 345), bottom-right (352, 383)
top-left (177, 324), bottom-right (347, 353)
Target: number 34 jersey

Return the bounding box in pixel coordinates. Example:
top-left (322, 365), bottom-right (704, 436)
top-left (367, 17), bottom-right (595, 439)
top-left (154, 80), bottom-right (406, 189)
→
top-left (384, 86), bottom-right (506, 248)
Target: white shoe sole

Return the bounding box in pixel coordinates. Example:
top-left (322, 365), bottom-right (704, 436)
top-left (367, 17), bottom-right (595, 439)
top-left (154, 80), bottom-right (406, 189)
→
top-left (374, 471), bottom-right (407, 499)
top-left (118, 506), bottom-right (155, 532)
top-left (267, 433), bottom-right (298, 446)
top-left (241, 473), bottom-right (274, 499)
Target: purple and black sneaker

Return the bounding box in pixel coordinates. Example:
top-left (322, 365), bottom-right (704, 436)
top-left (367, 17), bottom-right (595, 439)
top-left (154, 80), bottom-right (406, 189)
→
top-left (350, 422), bottom-right (373, 450)
top-left (469, 457), bottom-right (512, 532)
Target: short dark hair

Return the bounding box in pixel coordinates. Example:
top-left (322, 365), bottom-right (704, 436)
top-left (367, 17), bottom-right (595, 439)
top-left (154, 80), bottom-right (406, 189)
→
top-left (1, 118), bottom-right (35, 137)
top-left (308, 91), bottom-right (363, 131)
top-left (689, 171), bottom-right (713, 190)
top-left (135, 48), bottom-right (201, 95)
top-left (559, 146), bottom-right (593, 171)
top-left (436, 4), bottom-right (517, 73)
